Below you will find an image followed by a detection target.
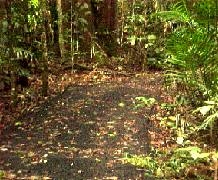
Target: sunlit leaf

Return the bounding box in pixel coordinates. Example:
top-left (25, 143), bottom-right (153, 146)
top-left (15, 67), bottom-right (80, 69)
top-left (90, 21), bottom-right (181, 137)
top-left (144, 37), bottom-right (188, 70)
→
top-left (156, 167), bottom-right (164, 177)
top-left (176, 136), bottom-right (184, 145)
top-left (28, 151), bottom-right (35, 157)
top-left (168, 116), bottom-right (176, 121)
top-left (118, 102), bottom-right (125, 107)
top-left (196, 105), bottom-right (213, 116)
top-left (15, 121), bottom-right (22, 126)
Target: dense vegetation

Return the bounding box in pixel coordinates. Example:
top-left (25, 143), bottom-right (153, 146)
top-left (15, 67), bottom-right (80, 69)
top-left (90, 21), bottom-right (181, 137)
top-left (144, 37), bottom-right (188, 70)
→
top-left (0, 0), bottom-right (218, 179)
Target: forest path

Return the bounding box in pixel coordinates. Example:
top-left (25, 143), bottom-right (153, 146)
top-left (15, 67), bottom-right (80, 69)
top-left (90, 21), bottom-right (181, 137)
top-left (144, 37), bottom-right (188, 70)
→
top-left (0, 72), bottom-right (168, 179)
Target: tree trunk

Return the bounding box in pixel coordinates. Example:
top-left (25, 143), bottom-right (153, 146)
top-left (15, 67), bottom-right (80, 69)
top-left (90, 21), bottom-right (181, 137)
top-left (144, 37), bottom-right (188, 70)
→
top-left (41, 0), bottom-right (49, 97)
top-left (41, 33), bottom-right (48, 97)
top-left (56, 0), bottom-right (64, 61)
top-left (142, 0), bottom-right (149, 71)
top-left (91, 0), bottom-right (117, 57)
top-left (216, 0), bottom-right (218, 39)
top-left (49, 0), bottom-right (61, 56)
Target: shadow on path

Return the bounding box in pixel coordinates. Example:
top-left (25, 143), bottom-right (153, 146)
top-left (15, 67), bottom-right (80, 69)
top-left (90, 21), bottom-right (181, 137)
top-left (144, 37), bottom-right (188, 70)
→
top-left (0, 75), bottom-right (164, 179)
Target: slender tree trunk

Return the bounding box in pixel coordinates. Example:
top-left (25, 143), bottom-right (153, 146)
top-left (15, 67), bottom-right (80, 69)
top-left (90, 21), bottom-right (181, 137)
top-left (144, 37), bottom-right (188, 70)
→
top-left (49, 0), bottom-right (61, 56)
top-left (142, 0), bottom-right (148, 71)
top-left (70, 0), bottom-right (74, 72)
top-left (41, 0), bottom-right (49, 97)
top-left (216, 0), bottom-right (218, 39)
top-left (56, 0), bottom-right (64, 61)
top-left (41, 32), bottom-right (48, 96)
top-left (120, 0), bottom-right (124, 47)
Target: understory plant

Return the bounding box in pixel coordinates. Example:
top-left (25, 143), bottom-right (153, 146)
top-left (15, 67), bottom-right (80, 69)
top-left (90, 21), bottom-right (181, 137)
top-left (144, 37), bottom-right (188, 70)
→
top-left (124, 96), bottom-right (218, 179)
top-left (124, 146), bottom-right (218, 179)
top-left (156, 0), bottom-right (218, 129)
top-left (194, 95), bottom-right (218, 133)
top-left (123, 1), bottom-right (218, 179)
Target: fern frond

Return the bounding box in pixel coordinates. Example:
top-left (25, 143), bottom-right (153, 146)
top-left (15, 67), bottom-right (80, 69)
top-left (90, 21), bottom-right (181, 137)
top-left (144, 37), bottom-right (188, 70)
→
top-left (155, 11), bottom-right (190, 23)
top-left (154, 0), bottom-right (191, 23)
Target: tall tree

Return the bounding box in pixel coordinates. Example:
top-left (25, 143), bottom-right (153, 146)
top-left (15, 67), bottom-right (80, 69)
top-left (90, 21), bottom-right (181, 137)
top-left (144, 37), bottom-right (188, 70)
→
top-left (49, 0), bottom-right (61, 56)
top-left (41, 0), bottom-right (49, 96)
top-left (56, 0), bottom-right (64, 60)
top-left (91, 0), bottom-right (117, 57)
top-left (143, 0), bottom-right (148, 71)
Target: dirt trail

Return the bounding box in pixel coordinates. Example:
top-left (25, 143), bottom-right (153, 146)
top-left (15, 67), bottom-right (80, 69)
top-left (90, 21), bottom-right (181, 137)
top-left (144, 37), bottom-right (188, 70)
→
top-left (0, 73), bottom-right (166, 179)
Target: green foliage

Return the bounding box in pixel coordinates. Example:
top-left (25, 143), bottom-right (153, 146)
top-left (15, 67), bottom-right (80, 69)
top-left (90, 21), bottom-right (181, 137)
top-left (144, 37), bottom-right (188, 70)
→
top-left (124, 153), bottom-right (158, 177)
top-left (124, 147), bottom-right (215, 179)
top-left (194, 96), bottom-right (218, 130)
top-left (156, 1), bottom-right (218, 99)
top-left (71, 2), bottom-right (90, 31)
top-left (134, 96), bottom-right (156, 109)
top-left (64, 1), bottom-right (91, 60)
top-left (160, 103), bottom-right (176, 111)
top-left (155, 1), bottom-right (191, 23)
top-left (29, 0), bottom-right (39, 8)
top-left (156, 1), bottom-right (218, 135)
top-left (118, 0), bottom-right (148, 67)
top-left (193, 0), bottom-right (217, 26)
top-left (0, 170), bottom-right (5, 178)
top-left (166, 27), bottom-right (217, 95)
top-left (127, 97), bottom-right (215, 178)
top-left (123, 1), bottom-right (147, 47)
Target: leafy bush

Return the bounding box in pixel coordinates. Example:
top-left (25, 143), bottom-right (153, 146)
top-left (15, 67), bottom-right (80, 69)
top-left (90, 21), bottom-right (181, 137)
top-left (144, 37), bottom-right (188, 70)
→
top-left (129, 2), bottom-right (218, 179)
top-left (166, 26), bottom-right (218, 96)
top-left (124, 146), bottom-right (217, 179)
top-left (156, 0), bottom-right (218, 130)
top-left (194, 95), bottom-right (218, 131)
top-left (156, 1), bottom-right (218, 95)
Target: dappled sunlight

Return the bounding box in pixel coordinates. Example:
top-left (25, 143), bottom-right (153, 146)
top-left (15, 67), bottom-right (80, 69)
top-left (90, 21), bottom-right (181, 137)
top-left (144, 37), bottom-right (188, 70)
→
top-left (0, 73), bottom-right (170, 179)
top-left (0, 0), bottom-right (217, 178)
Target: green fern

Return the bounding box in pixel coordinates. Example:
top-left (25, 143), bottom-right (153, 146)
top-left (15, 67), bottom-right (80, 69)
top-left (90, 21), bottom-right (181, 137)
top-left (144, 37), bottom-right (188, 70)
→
top-left (156, 0), bottom-right (218, 130)
top-left (194, 96), bottom-right (218, 130)
top-left (155, 1), bottom-right (191, 23)
top-left (165, 23), bottom-right (218, 94)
